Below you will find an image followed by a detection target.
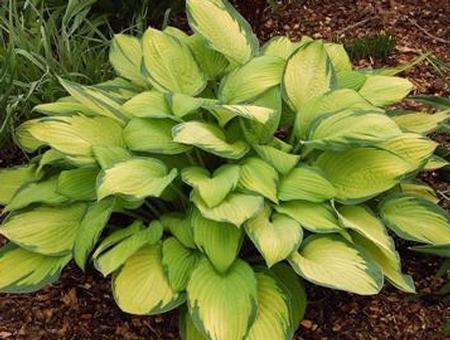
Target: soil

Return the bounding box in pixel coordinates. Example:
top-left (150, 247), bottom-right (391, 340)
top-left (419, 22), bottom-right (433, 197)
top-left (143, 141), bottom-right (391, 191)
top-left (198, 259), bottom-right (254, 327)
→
top-left (1, 0), bottom-right (450, 339)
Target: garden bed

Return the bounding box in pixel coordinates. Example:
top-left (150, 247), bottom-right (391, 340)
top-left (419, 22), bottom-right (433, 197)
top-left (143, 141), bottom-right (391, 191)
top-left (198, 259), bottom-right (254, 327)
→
top-left (1, 0), bottom-right (449, 339)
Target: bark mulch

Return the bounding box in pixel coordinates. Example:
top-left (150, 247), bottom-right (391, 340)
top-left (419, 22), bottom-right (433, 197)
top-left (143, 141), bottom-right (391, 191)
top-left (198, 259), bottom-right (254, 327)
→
top-left (1, 0), bottom-right (450, 339)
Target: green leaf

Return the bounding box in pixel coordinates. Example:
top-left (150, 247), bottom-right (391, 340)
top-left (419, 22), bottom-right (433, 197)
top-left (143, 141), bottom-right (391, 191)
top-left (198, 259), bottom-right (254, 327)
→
top-left (33, 98), bottom-right (94, 116)
top-left (295, 89), bottom-right (381, 139)
top-left (180, 308), bottom-right (207, 340)
top-left (168, 94), bottom-right (217, 118)
top-left (5, 176), bottom-right (66, 212)
top-left (187, 0), bottom-right (258, 64)
top-left (424, 155), bottom-right (449, 171)
top-left (391, 110), bottom-right (450, 134)
top-left (109, 34), bottom-right (146, 86)
top-left (74, 198), bottom-right (115, 270)
top-left (113, 244), bottom-right (183, 315)
top-left (245, 206), bottom-right (303, 267)
top-left (36, 150), bottom-right (66, 175)
top-left (160, 213), bottom-right (196, 249)
top-left (187, 258), bottom-right (258, 340)
top-left (358, 75), bottom-right (414, 106)
top-left (278, 166), bottom-right (336, 202)
top-left (172, 121), bottom-right (249, 159)
top-left (289, 234), bottom-right (383, 295)
top-left (246, 269), bottom-right (292, 340)
top-left (207, 104), bottom-right (275, 124)
top-left (283, 41), bottom-right (333, 110)
top-left (95, 221), bottom-right (163, 276)
top-left (315, 147), bottom-right (413, 204)
top-left (239, 157), bottom-right (279, 203)
top-left (271, 263), bottom-right (307, 329)
top-left (92, 220), bottom-right (144, 259)
top-left (192, 191), bottom-right (264, 227)
top-left (275, 201), bottom-right (343, 233)
top-left (411, 244), bottom-right (450, 257)
top-left (92, 145), bottom-right (132, 169)
top-left (0, 203), bottom-right (87, 256)
top-left (57, 167), bottom-right (98, 201)
top-left (162, 237), bottom-right (200, 291)
top-left (182, 165), bottom-right (241, 208)
top-left (122, 91), bottom-right (172, 119)
top-left (124, 118), bottom-right (190, 154)
top-left (142, 28), bottom-right (206, 95)
top-left (400, 181), bottom-right (439, 204)
top-left (58, 78), bottom-right (128, 123)
top-left (306, 109), bottom-right (401, 150)
top-left (351, 232), bottom-right (415, 293)
top-left (0, 244), bottom-right (71, 293)
top-left (27, 115), bottom-right (124, 157)
top-left (380, 133), bottom-right (437, 169)
top-left (336, 70), bottom-right (367, 90)
top-left (262, 36), bottom-right (298, 60)
top-left (379, 193), bottom-right (450, 244)
top-left (324, 43), bottom-right (352, 73)
top-left (219, 56), bottom-right (285, 104)
top-left (253, 144), bottom-right (300, 175)
top-left (97, 158), bottom-right (177, 200)
top-left (15, 119), bottom-right (46, 152)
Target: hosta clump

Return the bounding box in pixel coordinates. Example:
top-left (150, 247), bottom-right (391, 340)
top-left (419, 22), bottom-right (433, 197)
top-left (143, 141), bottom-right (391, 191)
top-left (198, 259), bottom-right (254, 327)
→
top-left (1, 0), bottom-right (450, 338)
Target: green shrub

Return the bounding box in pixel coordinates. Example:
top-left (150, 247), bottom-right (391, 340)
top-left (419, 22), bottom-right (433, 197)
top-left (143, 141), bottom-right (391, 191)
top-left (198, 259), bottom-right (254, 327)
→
top-left (344, 33), bottom-right (396, 61)
top-left (1, 0), bottom-right (450, 338)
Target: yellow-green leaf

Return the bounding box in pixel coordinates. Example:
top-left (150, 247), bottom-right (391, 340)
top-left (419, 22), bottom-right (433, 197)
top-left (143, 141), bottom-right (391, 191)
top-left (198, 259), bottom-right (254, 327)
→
top-left (358, 75), bottom-right (414, 106)
top-left (239, 157), bottom-right (279, 203)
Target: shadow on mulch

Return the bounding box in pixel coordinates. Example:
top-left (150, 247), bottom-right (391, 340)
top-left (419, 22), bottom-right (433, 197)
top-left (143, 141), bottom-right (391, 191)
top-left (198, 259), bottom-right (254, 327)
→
top-left (1, 0), bottom-right (450, 339)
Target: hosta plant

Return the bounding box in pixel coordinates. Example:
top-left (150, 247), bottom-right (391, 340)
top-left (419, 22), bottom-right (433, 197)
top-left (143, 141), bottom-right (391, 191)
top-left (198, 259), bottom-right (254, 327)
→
top-left (1, 0), bottom-right (450, 338)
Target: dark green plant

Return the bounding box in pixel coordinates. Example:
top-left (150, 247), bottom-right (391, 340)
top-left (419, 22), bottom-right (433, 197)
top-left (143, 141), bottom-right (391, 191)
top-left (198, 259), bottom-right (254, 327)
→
top-left (344, 33), bottom-right (396, 61)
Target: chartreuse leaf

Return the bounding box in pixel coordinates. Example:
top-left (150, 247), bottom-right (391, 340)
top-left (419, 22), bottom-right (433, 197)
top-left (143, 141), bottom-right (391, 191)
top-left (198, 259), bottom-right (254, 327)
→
top-left (411, 244), bottom-right (450, 257)
top-left (337, 71), bottom-right (367, 90)
top-left (337, 205), bottom-right (396, 258)
top-left (278, 166), bottom-right (336, 202)
top-left (58, 78), bottom-right (128, 123)
top-left (391, 110), bottom-right (450, 134)
top-left (219, 56), bottom-right (284, 104)
top-left (379, 133), bottom-right (437, 169)
top-left (358, 75), bottom-right (414, 106)
top-left (379, 193), bottom-right (450, 244)
top-left (95, 221), bottom-right (163, 276)
top-left (162, 237), bottom-right (200, 291)
top-left (74, 198), bottom-right (115, 270)
top-left (182, 165), bottom-right (241, 208)
top-left (168, 94), bottom-right (217, 118)
top-left (172, 121), bottom-right (249, 159)
top-left (57, 167), bottom-right (98, 201)
top-left (0, 244), bottom-right (71, 293)
top-left (122, 91), bottom-right (173, 119)
top-left (424, 155), bottom-right (449, 171)
top-left (306, 109), bottom-right (401, 150)
top-left (315, 147), bottom-right (412, 204)
top-left (33, 98), bottom-right (92, 116)
top-left (5, 176), bottom-right (66, 212)
top-left (283, 41), bottom-right (333, 110)
top-left (186, 0), bottom-right (258, 64)
top-left (272, 263), bottom-right (307, 329)
top-left (289, 234), bottom-right (383, 295)
top-left (351, 232), bottom-right (415, 293)
top-left (15, 120), bottom-right (46, 152)
top-left (113, 244), bottom-right (184, 315)
top-left (97, 158), bottom-right (177, 200)
top-left (207, 104), bottom-right (275, 124)
top-left (192, 191), bottom-right (264, 227)
top-left (27, 115), bottom-right (124, 157)
top-left (160, 213), bottom-right (195, 249)
top-left (186, 258), bottom-right (258, 340)
top-left (124, 118), bottom-right (190, 154)
top-left (186, 34), bottom-right (229, 80)
top-left (295, 89), bottom-right (381, 138)
top-left (262, 36), bottom-right (298, 60)
top-left (324, 43), bottom-right (352, 73)
top-left (246, 269), bottom-right (292, 340)
top-left (275, 201), bottom-right (342, 233)
top-left (109, 34), bottom-right (146, 86)
top-left (180, 308), bottom-right (206, 340)
top-left (142, 28), bottom-right (206, 95)
top-left (0, 203), bottom-right (87, 256)
top-left (191, 208), bottom-right (243, 272)
top-left (92, 220), bottom-right (145, 259)
top-left (253, 144), bottom-right (300, 175)
top-left (36, 149), bottom-right (66, 175)
top-left (92, 145), bottom-right (131, 169)
top-left (400, 181), bottom-right (439, 204)
top-left (245, 206), bottom-right (303, 267)
top-left (239, 157), bottom-right (279, 203)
